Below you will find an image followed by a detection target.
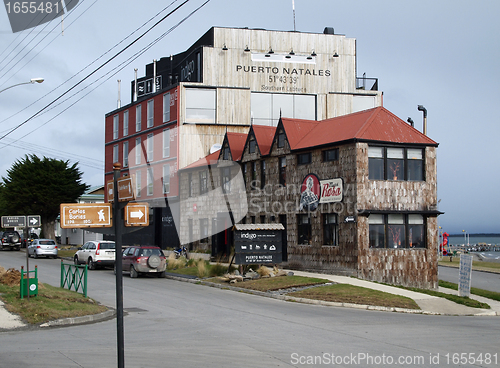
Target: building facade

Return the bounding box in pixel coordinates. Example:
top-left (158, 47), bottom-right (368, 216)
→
top-left (179, 107), bottom-right (440, 289)
top-left (104, 26), bottom-right (381, 249)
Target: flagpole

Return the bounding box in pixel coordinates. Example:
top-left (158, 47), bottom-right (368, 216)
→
top-left (292, 0), bottom-right (296, 31)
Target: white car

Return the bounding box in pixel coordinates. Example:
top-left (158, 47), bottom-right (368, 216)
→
top-left (74, 240), bottom-right (116, 270)
top-left (28, 239), bottom-right (58, 259)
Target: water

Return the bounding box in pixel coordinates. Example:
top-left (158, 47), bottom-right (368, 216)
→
top-left (447, 234), bottom-right (500, 246)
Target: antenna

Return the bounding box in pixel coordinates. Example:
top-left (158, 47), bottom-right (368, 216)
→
top-left (292, 0), bottom-right (296, 31)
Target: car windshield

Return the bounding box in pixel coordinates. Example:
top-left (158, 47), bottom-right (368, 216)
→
top-left (99, 242), bottom-right (115, 250)
top-left (40, 240), bottom-right (55, 245)
top-left (139, 248), bottom-right (163, 257)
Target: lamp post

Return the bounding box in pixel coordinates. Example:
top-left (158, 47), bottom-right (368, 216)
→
top-left (0, 78), bottom-right (44, 94)
top-left (462, 229), bottom-right (468, 248)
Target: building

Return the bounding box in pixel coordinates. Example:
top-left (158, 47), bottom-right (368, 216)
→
top-left (104, 26), bottom-right (382, 249)
top-left (179, 107), bottom-right (440, 289)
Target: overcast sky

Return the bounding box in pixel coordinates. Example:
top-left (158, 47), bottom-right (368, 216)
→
top-left (0, 0), bottom-right (498, 234)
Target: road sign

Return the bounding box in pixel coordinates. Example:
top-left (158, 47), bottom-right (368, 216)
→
top-left (125, 203), bottom-right (149, 227)
top-left (27, 215), bottom-right (41, 227)
top-left (107, 177), bottom-right (135, 202)
top-left (1, 215), bottom-right (26, 228)
top-left (60, 203), bottom-right (113, 228)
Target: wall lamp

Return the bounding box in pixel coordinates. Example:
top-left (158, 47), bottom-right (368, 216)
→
top-left (244, 45), bottom-right (250, 52)
top-left (222, 44), bottom-right (228, 51)
top-left (333, 52), bottom-right (339, 58)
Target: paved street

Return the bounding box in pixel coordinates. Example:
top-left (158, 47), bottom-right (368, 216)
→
top-left (1, 251), bottom-right (499, 367)
top-left (439, 265), bottom-right (500, 293)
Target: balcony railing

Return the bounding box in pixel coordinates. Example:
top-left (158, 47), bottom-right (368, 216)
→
top-left (356, 75), bottom-right (378, 91)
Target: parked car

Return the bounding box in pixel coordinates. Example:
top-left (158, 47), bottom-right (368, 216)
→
top-left (28, 239), bottom-right (58, 259)
top-left (0, 230), bottom-right (22, 251)
top-left (74, 240), bottom-right (116, 270)
top-left (22, 233), bottom-right (39, 248)
top-left (118, 245), bottom-right (166, 278)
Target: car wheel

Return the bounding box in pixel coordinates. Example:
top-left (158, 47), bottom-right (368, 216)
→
top-left (147, 255), bottom-right (161, 269)
top-left (74, 255), bottom-right (79, 265)
top-left (34, 252), bottom-right (38, 259)
top-left (130, 265), bottom-right (138, 278)
top-left (88, 258), bottom-right (96, 270)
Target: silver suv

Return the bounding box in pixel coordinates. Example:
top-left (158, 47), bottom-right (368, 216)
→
top-left (74, 240), bottom-right (115, 270)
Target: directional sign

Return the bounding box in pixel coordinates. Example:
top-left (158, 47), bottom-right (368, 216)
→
top-left (27, 215), bottom-right (41, 227)
top-left (1, 215), bottom-right (26, 228)
top-left (60, 203), bottom-right (113, 228)
top-left (125, 203), bottom-right (149, 227)
top-left (107, 177), bottom-right (135, 202)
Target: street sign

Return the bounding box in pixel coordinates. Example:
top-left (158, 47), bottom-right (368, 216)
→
top-left (1, 215), bottom-right (26, 228)
top-left (60, 203), bottom-right (113, 228)
top-left (27, 215), bottom-right (41, 227)
top-left (125, 203), bottom-right (149, 227)
top-left (107, 177), bottom-right (135, 202)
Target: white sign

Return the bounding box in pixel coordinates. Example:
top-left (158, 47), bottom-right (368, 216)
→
top-left (458, 254), bottom-right (473, 297)
top-left (319, 178), bottom-right (343, 204)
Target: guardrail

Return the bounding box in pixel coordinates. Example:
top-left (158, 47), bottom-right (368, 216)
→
top-left (60, 261), bottom-right (88, 297)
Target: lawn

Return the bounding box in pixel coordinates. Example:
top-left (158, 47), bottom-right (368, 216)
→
top-left (439, 280), bottom-right (500, 302)
top-left (439, 257), bottom-right (500, 273)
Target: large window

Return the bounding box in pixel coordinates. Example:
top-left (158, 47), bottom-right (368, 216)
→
top-left (260, 161), bottom-right (266, 189)
top-left (123, 141), bottom-right (129, 168)
top-left (297, 152), bottom-right (311, 165)
top-left (123, 110), bottom-right (129, 136)
top-left (368, 146), bottom-right (425, 181)
top-left (369, 214), bottom-right (425, 249)
top-left (163, 129), bottom-right (170, 158)
top-left (135, 171), bottom-right (142, 197)
top-left (323, 148), bottom-right (338, 162)
top-left (147, 167), bottom-right (154, 196)
top-left (200, 170), bottom-right (208, 194)
top-left (222, 167), bottom-right (231, 193)
top-left (163, 164), bottom-right (170, 194)
top-left (323, 214), bottom-right (338, 246)
top-left (279, 157), bottom-right (286, 186)
top-left (135, 138), bottom-right (141, 165)
top-left (147, 134), bottom-right (154, 162)
top-left (113, 115), bottom-right (119, 139)
top-left (186, 88), bottom-right (216, 124)
top-left (297, 215), bottom-right (312, 245)
top-left (113, 144), bottom-right (118, 163)
top-left (200, 218), bottom-right (209, 243)
top-left (251, 92), bottom-right (316, 126)
top-left (147, 100), bottom-right (154, 128)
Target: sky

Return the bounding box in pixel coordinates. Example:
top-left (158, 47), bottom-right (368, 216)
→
top-left (0, 0), bottom-right (499, 234)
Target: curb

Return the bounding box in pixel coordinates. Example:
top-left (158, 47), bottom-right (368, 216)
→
top-left (164, 274), bottom-right (498, 317)
top-left (39, 309), bottom-right (116, 328)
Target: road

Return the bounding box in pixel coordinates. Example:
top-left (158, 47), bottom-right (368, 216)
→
top-left (439, 265), bottom-right (500, 293)
top-left (1, 251), bottom-right (499, 368)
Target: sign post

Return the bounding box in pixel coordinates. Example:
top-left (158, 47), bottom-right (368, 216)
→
top-left (60, 203), bottom-right (112, 228)
top-left (458, 254), bottom-right (473, 297)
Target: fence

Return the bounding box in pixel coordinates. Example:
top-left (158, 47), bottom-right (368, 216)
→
top-left (60, 261), bottom-right (88, 297)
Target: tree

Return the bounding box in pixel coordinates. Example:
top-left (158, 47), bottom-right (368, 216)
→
top-left (0, 155), bottom-right (89, 240)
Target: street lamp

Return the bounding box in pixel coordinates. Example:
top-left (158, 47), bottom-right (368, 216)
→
top-left (462, 229), bottom-right (469, 248)
top-left (0, 78), bottom-right (44, 94)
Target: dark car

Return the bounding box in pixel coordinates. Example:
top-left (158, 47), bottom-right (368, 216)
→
top-left (22, 233), bottom-right (39, 248)
top-left (1, 230), bottom-right (22, 251)
top-left (118, 246), bottom-right (167, 278)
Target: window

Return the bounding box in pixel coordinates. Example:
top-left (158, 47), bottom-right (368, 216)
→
top-left (147, 133), bottom-right (154, 162)
top-left (323, 214), bottom-right (338, 246)
top-left (200, 218), bottom-right (209, 243)
top-left (163, 93), bottom-right (170, 123)
top-left (113, 115), bottom-right (119, 139)
top-left (163, 164), bottom-right (170, 194)
top-left (188, 173), bottom-right (193, 197)
top-left (243, 163), bottom-right (247, 184)
top-left (186, 88), bottom-right (216, 124)
top-left (222, 145), bottom-right (230, 160)
top-left (297, 152), bottom-right (311, 165)
top-left (249, 137), bottom-right (256, 154)
top-left (200, 171), bottom-right (208, 194)
top-left (251, 162), bottom-right (257, 186)
top-left (260, 160), bottom-right (266, 189)
top-left (147, 100), bottom-right (154, 128)
top-left (222, 167), bottom-right (231, 193)
top-left (123, 141), bottom-right (129, 167)
top-left (277, 129), bottom-right (285, 148)
top-left (297, 215), bottom-right (312, 245)
top-left (135, 138), bottom-right (141, 165)
top-left (407, 149), bottom-right (424, 181)
top-left (279, 157), bottom-right (286, 186)
top-left (163, 129), bottom-right (170, 158)
top-left (136, 104), bottom-right (142, 132)
top-left (369, 214), bottom-right (426, 249)
top-left (135, 171), bottom-right (142, 197)
top-left (147, 167), bottom-right (154, 196)
top-left (251, 92), bottom-right (316, 126)
top-left (123, 110), bottom-right (129, 136)
top-left (323, 148), bottom-right (338, 162)
top-left (369, 146), bottom-right (424, 181)
top-left (113, 144), bottom-right (119, 163)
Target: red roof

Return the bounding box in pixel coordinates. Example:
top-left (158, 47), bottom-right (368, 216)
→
top-left (251, 125), bottom-right (276, 155)
top-left (225, 132), bottom-right (247, 161)
top-left (287, 107), bottom-right (437, 150)
top-left (183, 150), bottom-right (220, 170)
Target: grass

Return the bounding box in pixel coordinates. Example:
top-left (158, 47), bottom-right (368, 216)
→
top-left (439, 257), bottom-right (500, 273)
top-left (439, 280), bottom-right (500, 302)
top-left (219, 275), bottom-right (329, 292)
top-left (57, 249), bottom-right (77, 258)
top-left (0, 282), bottom-right (107, 324)
top-left (166, 257), bottom-right (235, 278)
top-left (289, 283), bottom-right (421, 310)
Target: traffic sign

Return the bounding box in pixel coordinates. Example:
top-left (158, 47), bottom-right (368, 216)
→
top-left (107, 177), bottom-right (135, 202)
top-left (1, 215), bottom-right (26, 228)
top-left (125, 203), bottom-right (149, 227)
top-left (27, 215), bottom-right (41, 227)
top-left (60, 203), bottom-right (113, 228)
